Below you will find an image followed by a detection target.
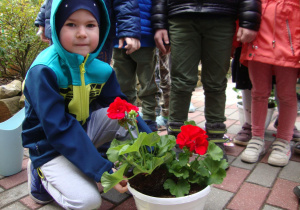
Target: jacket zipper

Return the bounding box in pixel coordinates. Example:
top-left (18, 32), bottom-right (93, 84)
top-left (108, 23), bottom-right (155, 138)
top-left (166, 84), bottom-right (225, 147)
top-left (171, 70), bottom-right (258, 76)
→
top-left (78, 55), bottom-right (89, 124)
top-left (286, 19), bottom-right (295, 56)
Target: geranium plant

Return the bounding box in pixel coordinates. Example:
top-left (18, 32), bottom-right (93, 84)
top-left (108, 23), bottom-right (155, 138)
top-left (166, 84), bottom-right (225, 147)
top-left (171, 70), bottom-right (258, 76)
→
top-left (101, 97), bottom-right (228, 197)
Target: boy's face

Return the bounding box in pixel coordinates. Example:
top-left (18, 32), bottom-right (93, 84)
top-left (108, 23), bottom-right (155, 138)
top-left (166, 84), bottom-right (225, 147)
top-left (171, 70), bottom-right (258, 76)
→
top-left (59, 9), bottom-right (99, 57)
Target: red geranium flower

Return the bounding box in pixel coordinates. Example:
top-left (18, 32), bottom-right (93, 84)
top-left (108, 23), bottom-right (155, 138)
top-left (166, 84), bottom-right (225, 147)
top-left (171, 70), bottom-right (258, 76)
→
top-left (107, 97), bottom-right (139, 120)
top-left (176, 124), bottom-right (208, 155)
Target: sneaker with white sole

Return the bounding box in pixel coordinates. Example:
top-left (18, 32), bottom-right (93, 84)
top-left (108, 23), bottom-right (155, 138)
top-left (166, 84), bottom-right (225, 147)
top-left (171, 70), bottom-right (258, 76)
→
top-left (241, 137), bottom-right (265, 163)
top-left (27, 159), bottom-right (53, 204)
top-left (268, 138), bottom-right (291, 166)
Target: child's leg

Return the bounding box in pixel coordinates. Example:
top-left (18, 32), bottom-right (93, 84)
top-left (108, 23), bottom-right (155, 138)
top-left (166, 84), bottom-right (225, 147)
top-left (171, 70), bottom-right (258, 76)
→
top-left (248, 61), bottom-right (273, 139)
top-left (274, 66), bottom-right (298, 141)
top-left (40, 155), bottom-right (101, 210)
top-left (87, 108), bottom-right (137, 148)
top-left (132, 47), bottom-right (158, 122)
top-left (242, 89), bottom-right (252, 124)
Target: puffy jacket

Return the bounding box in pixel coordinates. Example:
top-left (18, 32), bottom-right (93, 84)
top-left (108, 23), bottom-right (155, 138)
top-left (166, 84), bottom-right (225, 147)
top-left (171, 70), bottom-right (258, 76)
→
top-left (25, 0), bottom-right (150, 182)
top-left (114, 0), bottom-right (155, 47)
top-left (35, 0), bottom-right (141, 44)
top-left (240, 0), bottom-right (300, 68)
top-left (152, 0), bottom-right (262, 31)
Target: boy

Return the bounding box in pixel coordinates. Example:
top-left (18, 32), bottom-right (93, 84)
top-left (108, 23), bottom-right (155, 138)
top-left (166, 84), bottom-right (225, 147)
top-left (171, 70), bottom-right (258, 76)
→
top-left (23, 0), bottom-right (150, 209)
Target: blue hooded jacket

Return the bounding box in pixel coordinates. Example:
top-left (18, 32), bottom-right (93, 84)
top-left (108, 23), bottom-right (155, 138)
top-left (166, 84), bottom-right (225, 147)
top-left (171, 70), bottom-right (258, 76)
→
top-left (23, 0), bottom-right (150, 182)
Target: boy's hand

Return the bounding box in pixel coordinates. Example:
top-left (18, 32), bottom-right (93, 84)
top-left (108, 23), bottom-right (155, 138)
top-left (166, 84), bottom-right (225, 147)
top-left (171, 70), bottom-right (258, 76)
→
top-left (37, 26), bottom-right (50, 44)
top-left (154, 29), bottom-right (170, 55)
top-left (118, 37), bottom-right (141, 54)
top-left (237, 27), bottom-right (257, 43)
top-left (113, 180), bottom-right (128, 193)
top-left (111, 168), bottom-right (128, 193)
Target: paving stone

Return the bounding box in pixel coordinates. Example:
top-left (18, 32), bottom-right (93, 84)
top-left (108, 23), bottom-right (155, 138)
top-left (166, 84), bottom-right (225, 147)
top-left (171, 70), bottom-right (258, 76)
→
top-left (101, 188), bottom-right (130, 204)
top-left (227, 110), bottom-right (240, 121)
top-left (225, 143), bottom-right (244, 157)
top-left (39, 202), bottom-right (64, 210)
top-left (20, 196), bottom-right (44, 210)
top-left (227, 155), bottom-right (235, 165)
top-left (225, 108), bottom-right (237, 116)
top-left (0, 186), bottom-right (4, 193)
top-left (279, 161), bottom-right (300, 183)
top-left (266, 178), bottom-right (299, 210)
top-left (230, 155), bottom-right (257, 170)
top-left (204, 187), bottom-right (233, 210)
top-left (263, 204), bottom-right (284, 210)
top-left (113, 197), bottom-right (137, 210)
top-left (227, 182), bottom-right (270, 210)
top-left (98, 199), bottom-right (115, 210)
top-left (1, 202), bottom-right (30, 210)
top-left (215, 166), bottom-right (250, 193)
top-left (246, 163), bottom-right (281, 187)
top-left (0, 170), bottom-right (27, 189)
top-left (0, 182), bottom-right (28, 208)
top-left (226, 124), bottom-right (243, 137)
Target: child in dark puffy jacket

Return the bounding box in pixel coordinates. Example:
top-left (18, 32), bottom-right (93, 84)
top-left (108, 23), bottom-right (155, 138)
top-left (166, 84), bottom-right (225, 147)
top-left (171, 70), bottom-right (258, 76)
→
top-left (112, 0), bottom-right (158, 132)
top-left (35, 0), bottom-right (141, 63)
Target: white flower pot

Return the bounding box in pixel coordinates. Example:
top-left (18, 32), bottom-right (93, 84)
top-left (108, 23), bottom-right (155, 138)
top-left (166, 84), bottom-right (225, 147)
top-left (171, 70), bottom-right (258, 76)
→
top-left (128, 184), bottom-right (211, 210)
top-left (237, 102), bottom-right (275, 130)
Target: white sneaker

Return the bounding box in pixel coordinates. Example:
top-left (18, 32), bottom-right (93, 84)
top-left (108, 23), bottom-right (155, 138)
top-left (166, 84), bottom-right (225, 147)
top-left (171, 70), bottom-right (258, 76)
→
top-left (241, 137), bottom-right (265, 163)
top-left (268, 138), bottom-right (291, 166)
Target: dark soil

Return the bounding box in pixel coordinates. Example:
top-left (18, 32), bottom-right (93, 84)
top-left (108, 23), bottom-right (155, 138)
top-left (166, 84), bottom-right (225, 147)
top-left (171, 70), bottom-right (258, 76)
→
top-left (128, 167), bottom-right (205, 198)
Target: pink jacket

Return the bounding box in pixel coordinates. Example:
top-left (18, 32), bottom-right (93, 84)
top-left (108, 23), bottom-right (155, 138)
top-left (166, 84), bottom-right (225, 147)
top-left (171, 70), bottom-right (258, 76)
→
top-left (240, 0), bottom-right (300, 68)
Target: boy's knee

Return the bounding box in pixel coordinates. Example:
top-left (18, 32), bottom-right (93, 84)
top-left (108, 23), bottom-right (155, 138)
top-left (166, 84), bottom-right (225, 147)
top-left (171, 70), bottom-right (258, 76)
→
top-left (67, 193), bottom-right (102, 210)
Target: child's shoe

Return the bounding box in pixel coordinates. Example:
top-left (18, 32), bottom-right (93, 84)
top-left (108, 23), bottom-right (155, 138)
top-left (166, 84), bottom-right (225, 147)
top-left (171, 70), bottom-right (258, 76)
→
top-left (156, 115), bottom-right (168, 128)
top-left (27, 160), bottom-right (53, 204)
top-left (294, 142), bottom-right (300, 154)
top-left (241, 137), bottom-right (265, 163)
top-left (233, 123), bottom-right (252, 146)
top-left (268, 138), bottom-right (291, 166)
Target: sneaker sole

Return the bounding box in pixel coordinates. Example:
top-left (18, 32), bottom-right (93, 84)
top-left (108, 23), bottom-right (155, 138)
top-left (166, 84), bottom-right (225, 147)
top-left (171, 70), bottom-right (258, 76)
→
top-left (233, 138), bottom-right (249, 146)
top-left (27, 161), bottom-right (53, 205)
top-left (241, 148), bottom-right (265, 163)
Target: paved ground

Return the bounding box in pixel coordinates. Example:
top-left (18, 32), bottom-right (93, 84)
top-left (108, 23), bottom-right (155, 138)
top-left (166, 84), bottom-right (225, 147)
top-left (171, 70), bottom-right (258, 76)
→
top-left (1, 79), bottom-right (300, 210)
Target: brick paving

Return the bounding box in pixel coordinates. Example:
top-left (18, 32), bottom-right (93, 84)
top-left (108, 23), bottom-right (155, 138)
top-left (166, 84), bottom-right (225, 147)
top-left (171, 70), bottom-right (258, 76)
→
top-left (1, 80), bottom-right (300, 210)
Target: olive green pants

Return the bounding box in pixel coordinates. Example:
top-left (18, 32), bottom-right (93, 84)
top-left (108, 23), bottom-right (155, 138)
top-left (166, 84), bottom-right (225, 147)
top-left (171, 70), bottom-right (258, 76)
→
top-left (113, 47), bottom-right (158, 121)
top-left (168, 16), bottom-right (235, 123)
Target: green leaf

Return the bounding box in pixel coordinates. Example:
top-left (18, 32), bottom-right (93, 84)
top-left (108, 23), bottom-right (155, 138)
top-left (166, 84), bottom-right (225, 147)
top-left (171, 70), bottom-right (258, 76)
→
top-left (100, 163), bottom-right (128, 193)
top-left (156, 135), bottom-right (176, 157)
top-left (203, 157), bottom-right (227, 185)
top-left (168, 161), bottom-right (190, 179)
top-left (184, 121), bottom-right (197, 126)
top-left (163, 179), bottom-right (190, 197)
top-left (207, 141), bottom-right (223, 161)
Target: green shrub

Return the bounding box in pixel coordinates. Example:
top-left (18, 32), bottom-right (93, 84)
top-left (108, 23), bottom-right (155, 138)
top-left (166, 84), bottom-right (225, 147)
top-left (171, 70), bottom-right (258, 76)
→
top-left (0, 0), bottom-right (48, 79)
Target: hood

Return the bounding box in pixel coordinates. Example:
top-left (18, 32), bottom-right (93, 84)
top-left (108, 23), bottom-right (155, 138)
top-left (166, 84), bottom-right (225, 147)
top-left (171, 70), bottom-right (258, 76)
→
top-left (50, 0), bottom-right (110, 65)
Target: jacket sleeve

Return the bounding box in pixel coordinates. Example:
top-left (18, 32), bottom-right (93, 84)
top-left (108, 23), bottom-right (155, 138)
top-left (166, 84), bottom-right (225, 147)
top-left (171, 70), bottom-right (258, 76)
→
top-left (238, 0), bottom-right (262, 31)
top-left (24, 66), bottom-right (113, 182)
top-left (151, 0), bottom-right (168, 30)
top-left (34, 0), bottom-right (47, 27)
top-left (113, 0), bottom-right (141, 40)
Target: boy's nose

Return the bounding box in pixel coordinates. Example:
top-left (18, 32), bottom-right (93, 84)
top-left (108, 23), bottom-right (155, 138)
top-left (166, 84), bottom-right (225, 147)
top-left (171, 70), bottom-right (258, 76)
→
top-left (77, 26), bottom-right (87, 38)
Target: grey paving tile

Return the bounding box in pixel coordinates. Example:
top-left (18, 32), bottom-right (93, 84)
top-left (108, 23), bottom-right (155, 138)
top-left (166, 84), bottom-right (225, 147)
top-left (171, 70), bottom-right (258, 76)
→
top-left (0, 182), bottom-right (28, 208)
top-left (101, 188), bottom-right (130, 204)
top-left (230, 155), bottom-right (257, 170)
top-left (227, 124), bottom-right (242, 136)
top-left (246, 163), bottom-right (281, 187)
top-left (279, 161), bottom-right (300, 183)
top-left (39, 202), bottom-right (63, 210)
top-left (2, 202), bottom-right (30, 210)
top-left (227, 111), bottom-right (240, 121)
top-left (225, 108), bottom-right (237, 116)
top-left (227, 155), bottom-right (235, 165)
top-left (204, 187), bottom-right (233, 210)
top-left (263, 204), bottom-right (284, 210)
